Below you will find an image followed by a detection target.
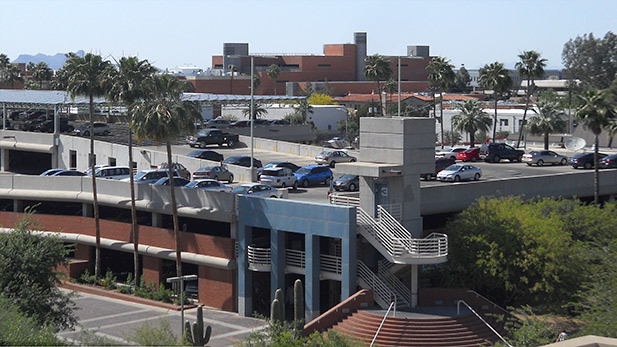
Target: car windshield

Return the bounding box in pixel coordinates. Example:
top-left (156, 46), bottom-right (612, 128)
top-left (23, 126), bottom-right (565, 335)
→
top-left (319, 151), bottom-right (334, 156)
top-left (224, 157), bottom-right (240, 164)
top-left (445, 164), bottom-right (463, 171)
top-left (188, 151), bottom-right (201, 157)
top-left (295, 167), bottom-right (310, 175)
top-left (263, 162), bottom-right (280, 169)
top-left (231, 186), bottom-right (249, 194)
top-left (464, 148), bottom-right (476, 153)
top-left (339, 175), bottom-right (356, 180)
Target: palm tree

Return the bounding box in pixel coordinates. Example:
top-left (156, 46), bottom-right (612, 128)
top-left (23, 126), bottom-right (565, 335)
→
top-left (452, 99), bottom-right (492, 147)
top-left (427, 56), bottom-right (455, 148)
top-left (607, 121), bottom-right (617, 148)
top-left (527, 99), bottom-right (567, 150)
top-left (0, 53), bottom-right (10, 82)
top-left (293, 99), bottom-right (313, 123)
top-left (131, 75), bottom-right (201, 277)
top-left (242, 102), bottom-right (268, 120)
top-left (515, 51), bottom-right (547, 148)
top-left (62, 53), bottom-right (112, 280)
top-left (575, 89), bottom-right (617, 204)
top-left (5, 64), bottom-right (23, 89)
top-left (364, 54), bottom-right (393, 117)
top-left (227, 64), bottom-right (236, 94)
top-left (28, 61), bottom-right (53, 89)
top-left (103, 56), bottom-right (157, 283)
top-left (478, 62), bottom-right (513, 143)
top-left (384, 79), bottom-right (397, 116)
top-left (252, 74), bottom-right (261, 92)
top-left (266, 64), bottom-right (280, 95)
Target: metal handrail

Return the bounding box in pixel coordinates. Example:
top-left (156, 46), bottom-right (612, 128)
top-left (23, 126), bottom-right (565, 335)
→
top-left (377, 264), bottom-right (411, 305)
top-left (357, 261), bottom-right (395, 309)
top-left (466, 290), bottom-right (511, 316)
top-left (370, 301), bottom-right (396, 347)
top-left (457, 300), bottom-right (513, 347)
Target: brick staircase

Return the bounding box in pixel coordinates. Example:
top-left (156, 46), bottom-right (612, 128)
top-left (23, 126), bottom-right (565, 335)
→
top-left (330, 310), bottom-right (499, 346)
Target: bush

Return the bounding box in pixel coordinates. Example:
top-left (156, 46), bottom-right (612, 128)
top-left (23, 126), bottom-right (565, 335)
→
top-left (0, 297), bottom-right (65, 346)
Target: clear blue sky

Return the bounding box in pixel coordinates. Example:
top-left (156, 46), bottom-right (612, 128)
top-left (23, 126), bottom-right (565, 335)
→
top-left (1, 0), bottom-right (615, 71)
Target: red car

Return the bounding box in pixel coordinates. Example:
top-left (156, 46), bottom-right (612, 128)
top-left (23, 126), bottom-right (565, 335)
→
top-left (421, 157), bottom-right (455, 180)
top-left (457, 147), bottom-right (480, 162)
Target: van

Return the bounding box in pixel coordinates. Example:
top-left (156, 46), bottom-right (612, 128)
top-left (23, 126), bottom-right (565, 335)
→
top-left (93, 166), bottom-right (131, 180)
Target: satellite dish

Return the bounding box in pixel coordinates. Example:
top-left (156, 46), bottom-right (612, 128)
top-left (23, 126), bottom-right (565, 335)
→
top-left (565, 137), bottom-right (586, 151)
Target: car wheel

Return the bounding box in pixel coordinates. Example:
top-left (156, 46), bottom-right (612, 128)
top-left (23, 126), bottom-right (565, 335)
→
top-left (228, 175), bottom-right (234, 183)
top-left (302, 179), bottom-right (309, 188)
top-left (517, 155), bottom-right (523, 162)
top-left (471, 157), bottom-right (477, 162)
top-left (584, 162), bottom-right (592, 169)
top-left (228, 139), bottom-right (235, 147)
top-left (324, 177), bottom-right (331, 185)
top-left (561, 158), bottom-right (567, 165)
top-left (537, 159), bottom-right (544, 167)
top-left (350, 159), bottom-right (356, 162)
top-left (213, 175), bottom-right (219, 181)
top-left (492, 155), bottom-right (500, 163)
top-left (526, 163), bottom-right (532, 166)
top-left (270, 196), bottom-right (277, 198)
top-left (281, 182), bottom-right (287, 188)
top-left (474, 173), bottom-right (480, 181)
top-left (349, 183), bottom-right (356, 191)
top-left (103, 130), bottom-right (110, 136)
top-left (83, 131), bottom-right (90, 137)
top-left (199, 141), bottom-right (207, 149)
top-left (292, 181), bottom-right (298, 190)
top-left (454, 175), bottom-right (461, 182)
top-left (329, 161), bottom-right (336, 168)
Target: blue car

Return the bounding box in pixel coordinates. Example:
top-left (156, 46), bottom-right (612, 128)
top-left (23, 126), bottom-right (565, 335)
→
top-left (293, 165), bottom-right (333, 188)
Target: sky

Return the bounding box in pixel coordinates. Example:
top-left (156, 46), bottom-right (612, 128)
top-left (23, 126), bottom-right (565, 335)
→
top-left (1, 0), bottom-right (616, 71)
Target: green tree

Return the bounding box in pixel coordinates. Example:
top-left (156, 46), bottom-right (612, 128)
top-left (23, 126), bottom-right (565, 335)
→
top-left (562, 31), bottom-right (617, 90)
top-left (495, 306), bottom-right (558, 347)
top-left (266, 64), bottom-right (280, 95)
top-left (515, 51), bottom-right (547, 148)
top-left (478, 62), bottom-right (513, 143)
top-left (527, 96), bottom-right (567, 150)
top-left (0, 53), bottom-right (9, 79)
top-left (575, 89), bottom-right (617, 204)
top-left (427, 56), bottom-right (455, 147)
top-left (62, 52), bottom-right (112, 279)
top-left (0, 214), bottom-right (77, 331)
top-left (453, 65), bottom-right (471, 93)
top-left (130, 74), bottom-right (200, 278)
top-left (4, 63), bottom-right (23, 88)
top-left (452, 99), bottom-right (492, 146)
top-left (242, 102), bottom-right (268, 120)
top-left (28, 61), bottom-right (53, 89)
top-left (0, 297), bottom-right (65, 345)
top-left (293, 99), bottom-right (313, 123)
top-left (363, 54), bottom-right (393, 117)
top-left (103, 56), bottom-right (157, 283)
top-left (252, 74), bottom-right (261, 92)
top-left (384, 78), bottom-right (397, 116)
top-left (307, 93), bottom-right (335, 105)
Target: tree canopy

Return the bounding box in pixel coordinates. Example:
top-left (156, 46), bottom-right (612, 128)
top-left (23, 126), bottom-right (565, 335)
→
top-left (562, 31), bottom-right (617, 90)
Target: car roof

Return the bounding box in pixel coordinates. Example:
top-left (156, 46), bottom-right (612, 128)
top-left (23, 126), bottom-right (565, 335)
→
top-left (300, 165), bottom-right (324, 169)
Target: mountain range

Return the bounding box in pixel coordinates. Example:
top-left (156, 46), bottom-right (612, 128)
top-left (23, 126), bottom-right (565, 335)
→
top-left (13, 50), bottom-right (85, 70)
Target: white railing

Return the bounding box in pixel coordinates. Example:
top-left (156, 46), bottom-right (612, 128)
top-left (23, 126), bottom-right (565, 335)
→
top-left (457, 300), bottom-right (513, 347)
top-left (376, 205), bottom-right (416, 254)
top-left (245, 246), bottom-right (342, 276)
top-left (357, 208), bottom-right (407, 257)
top-left (377, 263), bottom-right (411, 306)
top-left (370, 301), bottom-right (396, 347)
top-left (357, 260), bottom-right (396, 309)
top-left (320, 254), bottom-right (342, 274)
top-left (286, 249), bottom-right (306, 269)
top-left (329, 194), bottom-right (360, 207)
top-left (247, 246), bottom-right (271, 271)
top-left (379, 203), bottom-right (402, 222)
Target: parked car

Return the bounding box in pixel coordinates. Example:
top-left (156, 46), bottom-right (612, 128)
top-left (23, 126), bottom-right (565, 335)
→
top-left (184, 179), bottom-right (233, 192)
top-left (269, 119), bottom-right (290, 126)
top-left (436, 147), bottom-right (467, 160)
top-left (84, 165), bottom-right (108, 175)
top-left (600, 153), bottom-right (617, 169)
top-left (436, 164), bottom-right (482, 182)
top-left (204, 119), bottom-right (231, 129)
top-left (187, 149), bottom-right (224, 162)
top-left (73, 122), bottom-right (111, 137)
top-left (40, 168), bottom-right (65, 176)
top-left (315, 149), bottom-right (357, 168)
top-left (421, 157), bottom-right (456, 180)
top-left (333, 174), bottom-right (359, 191)
top-left (153, 177), bottom-right (191, 187)
top-left (90, 166), bottom-right (131, 180)
top-left (187, 128), bottom-right (239, 148)
top-left (37, 117), bottom-right (74, 133)
top-left (294, 165), bottom-right (333, 188)
top-left (230, 120), bottom-right (250, 128)
top-left (522, 150), bottom-right (568, 166)
top-left (51, 169), bottom-right (86, 177)
top-left (192, 166), bottom-right (234, 183)
top-left (125, 169), bottom-right (179, 184)
top-left (479, 143), bottom-right (524, 163)
top-left (157, 162), bottom-right (190, 180)
top-left (457, 147), bottom-right (480, 162)
top-left (259, 167), bottom-right (298, 189)
top-left (224, 155), bottom-right (262, 168)
top-left (20, 114), bottom-right (49, 131)
top-left (231, 183), bottom-right (278, 198)
top-left (569, 152), bottom-right (608, 169)
top-left (257, 161), bottom-right (300, 179)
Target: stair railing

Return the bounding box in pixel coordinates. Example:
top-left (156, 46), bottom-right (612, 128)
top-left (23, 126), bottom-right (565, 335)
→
top-left (377, 264), bottom-right (411, 306)
top-left (369, 300), bottom-right (396, 347)
top-left (457, 300), bottom-right (513, 347)
top-left (357, 260), bottom-right (395, 309)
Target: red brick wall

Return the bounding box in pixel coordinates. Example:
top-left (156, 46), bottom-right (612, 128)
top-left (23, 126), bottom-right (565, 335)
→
top-left (199, 265), bottom-right (235, 311)
top-left (143, 255), bottom-right (163, 286)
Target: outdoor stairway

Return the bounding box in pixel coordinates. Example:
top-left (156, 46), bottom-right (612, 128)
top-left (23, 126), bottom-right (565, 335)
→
top-left (330, 310), bottom-right (498, 346)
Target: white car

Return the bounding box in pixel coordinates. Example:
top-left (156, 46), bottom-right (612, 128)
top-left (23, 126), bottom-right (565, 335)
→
top-left (231, 183), bottom-right (279, 198)
top-left (184, 179), bottom-right (233, 192)
top-left (315, 149), bottom-right (357, 168)
top-left (435, 147), bottom-right (467, 160)
top-left (259, 167), bottom-right (298, 189)
top-left (436, 164), bottom-right (482, 182)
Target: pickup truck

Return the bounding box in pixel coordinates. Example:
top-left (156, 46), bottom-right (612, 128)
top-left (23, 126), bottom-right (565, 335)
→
top-left (187, 128), bottom-right (239, 148)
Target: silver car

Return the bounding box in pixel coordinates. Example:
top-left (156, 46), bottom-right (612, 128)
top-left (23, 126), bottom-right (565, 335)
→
top-left (231, 184), bottom-right (279, 198)
top-left (522, 150), bottom-right (568, 166)
top-left (192, 166), bottom-right (234, 183)
top-left (185, 179), bottom-right (233, 192)
top-left (315, 150), bottom-right (356, 168)
top-left (436, 164), bottom-right (482, 182)
top-left (73, 122), bottom-right (111, 136)
top-left (259, 167), bottom-right (298, 189)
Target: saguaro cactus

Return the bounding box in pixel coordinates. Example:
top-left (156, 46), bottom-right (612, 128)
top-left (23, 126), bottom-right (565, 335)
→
top-left (274, 288), bottom-right (285, 320)
top-left (184, 305), bottom-right (212, 346)
top-left (271, 298), bottom-right (283, 323)
top-left (294, 279), bottom-right (304, 327)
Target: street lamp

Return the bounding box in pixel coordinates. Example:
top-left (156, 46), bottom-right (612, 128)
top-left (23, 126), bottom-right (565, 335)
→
top-left (250, 56), bottom-right (255, 181)
top-left (397, 56), bottom-right (401, 117)
top-left (167, 274), bottom-right (198, 334)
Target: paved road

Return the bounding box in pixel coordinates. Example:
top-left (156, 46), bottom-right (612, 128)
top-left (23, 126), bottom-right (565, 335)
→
top-left (59, 290), bottom-right (266, 346)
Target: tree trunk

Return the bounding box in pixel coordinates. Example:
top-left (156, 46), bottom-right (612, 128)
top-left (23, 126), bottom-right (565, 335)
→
top-left (516, 79), bottom-right (531, 148)
top-left (377, 80), bottom-right (384, 117)
top-left (128, 116), bottom-right (139, 283)
top-left (90, 94), bottom-right (102, 280)
top-left (440, 92), bottom-right (445, 149)
top-left (593, 135), bottom-right (600, 205)
top-left (167, 140), bottom-right (182, 277)
top-left (492, 99), bottom-right (498, 143)
top-left (544, 132), bottom-right (549, 150)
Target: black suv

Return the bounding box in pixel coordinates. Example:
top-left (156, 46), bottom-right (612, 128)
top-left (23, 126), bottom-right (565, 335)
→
top-left (479, 143), bottom-right (525, 163)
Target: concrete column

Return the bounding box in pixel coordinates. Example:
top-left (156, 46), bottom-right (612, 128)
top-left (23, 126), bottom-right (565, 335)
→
top-left (341, 209), bottom-right (357, 300)
top-left (305, 234), bottom-right (320, 321)
top-left (151, 212), bottom-right (163, 228)
top-left (82, 203), bottom-right (93, 217)
top-left (270, 229), bottom-right (285, 302)
top-left (411, 264), bottom-right (418, 307)
top-left (1, 148), bottom-right (9, 171)
top-left (230, 221), bottom-right (238, 240)
top-left (142, 255), bottom-right (162, 286)
top-left (238, 224), bottom-right (253, 317)
top-left (13, 199), bottom-right (23, 212)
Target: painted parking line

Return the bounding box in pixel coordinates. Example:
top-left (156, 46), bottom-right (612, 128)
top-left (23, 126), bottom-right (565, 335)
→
top-left (210, 325), bottom-right (267, 340)
top-left (77, 308), bottom-right (153, 324)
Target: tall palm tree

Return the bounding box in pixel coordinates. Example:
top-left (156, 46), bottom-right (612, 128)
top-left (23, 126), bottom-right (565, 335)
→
top-left (478, 62), bottom-right (513, 143)
top-left (0, 54), bottom-right (10, 82)
top-left (575, 89), bottom-right (617, 205)
top-left (384, 79), bottom-right (397, 116)
top-left (527, 99), bottom-right (567, 150)
top-left (364, 54), bottom-right (393, 117)
top-left (293, 99), bottom-right (313, 123)
top-left (131, 75), bottom-right (200, 278)
top-left (515, 51), bottom-right (547, 148)
top-left (62, 53), bottom-right (112, 280)
top-left (242, 102), bottom-right (268, 120)
top-left (607, 121), bottom-right (617, 148)
top-left (28, 61), bottom-right (53, 89)
top-left (5, 64), bottom-right (23, 89)
top-left (266, 64), bottom-right (280, 95)
top-left (452, 99), bottom-right (492, 147)
top-left (103, 56), bottom-right (157, 283)
top-left (427, 56), bottom-right (455, 148)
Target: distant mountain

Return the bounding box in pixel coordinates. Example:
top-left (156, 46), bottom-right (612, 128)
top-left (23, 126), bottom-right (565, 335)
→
top-left (13, 50), bottom-right (85, 70)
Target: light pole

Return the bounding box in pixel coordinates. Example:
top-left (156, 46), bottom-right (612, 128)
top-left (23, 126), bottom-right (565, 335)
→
top-left (397, 56), bottom-right (401, 117)
top-left (167, 274), bottom-right (198, 335)
top-left (250, 56), bottom-right (254, 181)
